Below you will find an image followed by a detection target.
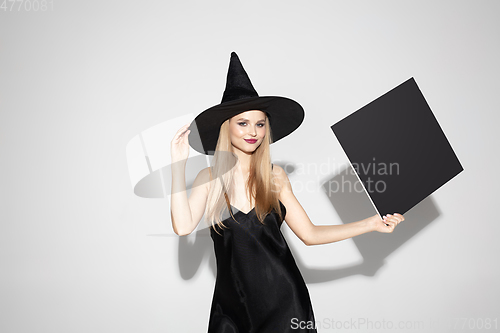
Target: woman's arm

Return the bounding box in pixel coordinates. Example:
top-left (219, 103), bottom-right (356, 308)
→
top-left (171, 164), bottom-right (210, 236)
top-left (272, 165), bottom-right (404, 246)
top-left (170, 124), bottom-right (210, 236)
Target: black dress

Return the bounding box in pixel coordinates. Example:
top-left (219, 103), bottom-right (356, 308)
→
top-left (207, 191), bottom-right (317, 332)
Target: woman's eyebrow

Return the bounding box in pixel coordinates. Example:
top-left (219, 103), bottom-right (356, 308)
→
top-left (237, 118), bottom-right (266, 122)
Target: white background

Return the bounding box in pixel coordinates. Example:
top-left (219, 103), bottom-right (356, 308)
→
top-left (1, 1), bottom-right (499, 332)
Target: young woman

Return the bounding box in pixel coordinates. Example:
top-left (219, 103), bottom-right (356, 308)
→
top-left (170, 53), bottom-right (404, 333)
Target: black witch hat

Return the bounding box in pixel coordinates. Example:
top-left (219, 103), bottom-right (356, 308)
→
top-left (188, 52), bottom-right (305, 155)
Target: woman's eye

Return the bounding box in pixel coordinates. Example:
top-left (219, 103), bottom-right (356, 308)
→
top-left (237, 122), bottom-right (264, 127)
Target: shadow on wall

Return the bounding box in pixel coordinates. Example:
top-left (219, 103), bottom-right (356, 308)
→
top-left (150, 162), bottom-right (440, 284)
top-left (292, 166), bottom-right (439, 283)
top-left (134, 155), bottom-right (209, 198)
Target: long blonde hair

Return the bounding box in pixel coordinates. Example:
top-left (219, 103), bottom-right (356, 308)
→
top-left (204, 114), bottom-right (283, 232)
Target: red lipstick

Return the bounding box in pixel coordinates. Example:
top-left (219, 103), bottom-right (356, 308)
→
top-left (244, 139), bottom-right (257, 144)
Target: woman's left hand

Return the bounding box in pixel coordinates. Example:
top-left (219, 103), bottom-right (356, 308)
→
top-left (368, 213), bottom-right (405, 233)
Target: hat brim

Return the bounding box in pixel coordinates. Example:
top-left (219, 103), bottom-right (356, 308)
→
top-left (188, 96), bottom-right (304, 155)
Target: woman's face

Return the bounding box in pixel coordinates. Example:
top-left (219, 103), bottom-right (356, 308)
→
top-left (229, 110), bottom-right (267, 154)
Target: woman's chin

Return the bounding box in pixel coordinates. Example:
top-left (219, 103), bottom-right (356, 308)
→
top-left (234, 147), bottom-right (256, 155)
top-left (232, 142), bottom-right (262, 155)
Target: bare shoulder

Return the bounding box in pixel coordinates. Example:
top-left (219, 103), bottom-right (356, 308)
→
top-left (272, 164), bottom-right (286, 177)
top-left (193, 167), bottom-right (212, 192)
top-left (272, 164), bottom-right (292, 192)
top-left (199, 167), bottom-right (212, 181)
top-left (199, 166), bottom-right (211, 177)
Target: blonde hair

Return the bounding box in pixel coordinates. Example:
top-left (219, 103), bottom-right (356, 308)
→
top-left (204, 114), bottom-right (283, 233)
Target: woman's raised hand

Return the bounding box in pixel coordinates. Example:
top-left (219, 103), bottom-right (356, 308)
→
top-left (171, 123), bottom-right (191, 163)
top-left (368, 213), bottom-right (405, 233)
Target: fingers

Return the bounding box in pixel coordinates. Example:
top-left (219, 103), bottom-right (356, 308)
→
top-left (380, 214), bottom-right (404, 233)
top-left (392, 213), bottom-right (405, 224)
top-left (172, 124), bottom-right (191, 142)
top-left (381, 215), bottom-right (390, 227)
top-left (382, 213), bottom-right (404, 226)
top-left (395, 213), bottom-right (405, 222)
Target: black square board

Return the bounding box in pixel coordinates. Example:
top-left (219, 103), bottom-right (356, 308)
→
top-left (331, 78), bottom-right (463, 217)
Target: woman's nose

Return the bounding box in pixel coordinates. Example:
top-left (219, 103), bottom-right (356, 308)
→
top-left (248, 126), bottom-right (257, 136)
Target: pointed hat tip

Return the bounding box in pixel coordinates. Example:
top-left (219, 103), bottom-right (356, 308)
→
top-left (231, 51), bottom-right (238, 57)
